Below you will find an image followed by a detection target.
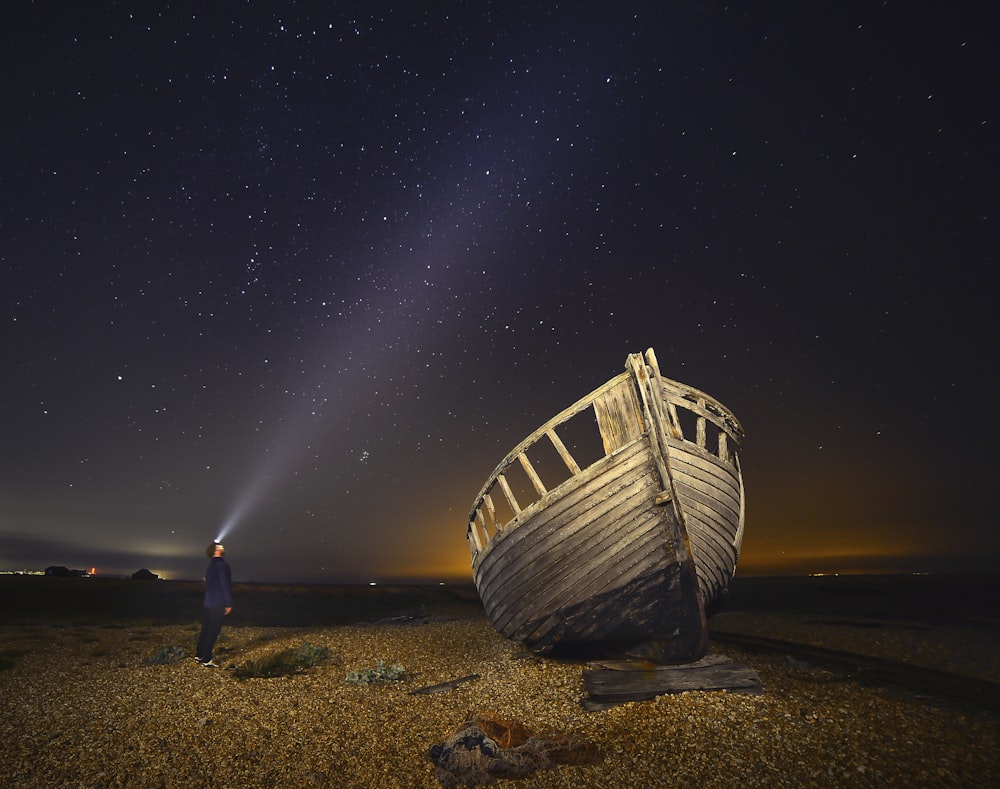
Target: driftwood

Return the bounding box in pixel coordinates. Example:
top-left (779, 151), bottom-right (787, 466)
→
top-left (581, 654), bottom-right (762, 711)
top-left (409, 674), bottom-right (481, 695)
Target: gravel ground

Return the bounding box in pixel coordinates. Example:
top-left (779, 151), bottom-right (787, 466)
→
top-left (709, 610), bottom-right (999, 683)
top-left (2, 615), bottom-right (998, 788)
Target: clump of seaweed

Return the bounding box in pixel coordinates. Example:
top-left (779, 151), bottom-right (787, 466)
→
top-left (344, 659), bottom-right (406, 686)
top-left (233, 641), bottom-right (333, 680)
top-left (292, 641), bottom-right (332, 667)
top-left (145, 645), bottom-right (187, 665)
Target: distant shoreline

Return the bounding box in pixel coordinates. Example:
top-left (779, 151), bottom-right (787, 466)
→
top-left (0, 574), bottom-right (484, 627)
top-left (2, 572), bottom-right (996, 628)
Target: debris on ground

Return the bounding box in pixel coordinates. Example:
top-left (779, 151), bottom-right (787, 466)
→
top-left (428, 711), bottom-right (600, 787)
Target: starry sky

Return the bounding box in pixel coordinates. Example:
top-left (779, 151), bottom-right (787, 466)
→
top-left (2, 2), bottom-right (996, 583)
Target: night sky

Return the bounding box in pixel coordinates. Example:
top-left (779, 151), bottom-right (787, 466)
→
top-left (3, 2), bottom-right (995, 583)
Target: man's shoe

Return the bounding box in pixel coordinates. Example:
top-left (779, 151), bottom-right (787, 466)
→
top-left (201, 660), bottom-right (219, 668)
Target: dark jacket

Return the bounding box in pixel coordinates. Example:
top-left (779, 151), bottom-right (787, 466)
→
top-left (204, 556), bottom-right (232, 607)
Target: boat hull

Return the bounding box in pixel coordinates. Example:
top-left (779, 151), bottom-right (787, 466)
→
top-left (466, 348), bottom-right (744, 663)
top-left (473, 439), bottom-right (708, 661)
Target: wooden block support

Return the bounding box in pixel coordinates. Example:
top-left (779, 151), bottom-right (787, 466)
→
top-left (581, 654), bottom-right (762, 711)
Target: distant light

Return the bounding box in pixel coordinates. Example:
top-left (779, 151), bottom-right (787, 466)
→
top-left (369, 581), bottom-right (377, 586)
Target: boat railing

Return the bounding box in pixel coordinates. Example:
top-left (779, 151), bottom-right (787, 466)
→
top-left (467, 349), bottom-right (743, 560)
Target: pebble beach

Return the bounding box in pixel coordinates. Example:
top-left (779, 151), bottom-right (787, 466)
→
top-left (2, 576), bottom-right (998, 787)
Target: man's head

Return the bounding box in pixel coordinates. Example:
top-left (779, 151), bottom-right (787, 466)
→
top-left (206, 541), bottom-right (225, 558)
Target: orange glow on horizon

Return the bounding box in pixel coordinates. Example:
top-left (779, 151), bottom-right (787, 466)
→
top-left (735, 545), bottom-right (982, 577)
top-left (371, 563), bottom-right (473, 583)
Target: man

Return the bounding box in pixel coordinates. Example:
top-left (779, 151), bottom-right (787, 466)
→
top-left (195, 541), bottom-right (232, 667)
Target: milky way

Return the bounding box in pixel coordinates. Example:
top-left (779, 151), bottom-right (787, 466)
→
top-left (2, 2), bottom-right (995, 581)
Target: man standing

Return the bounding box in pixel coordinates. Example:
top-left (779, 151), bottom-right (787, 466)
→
top-left (195, 541), bottom-right (232, 667)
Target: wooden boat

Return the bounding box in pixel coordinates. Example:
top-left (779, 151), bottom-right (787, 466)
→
top-left (466, 348), bottom-right (745, 663)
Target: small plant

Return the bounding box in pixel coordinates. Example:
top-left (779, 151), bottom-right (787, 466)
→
top-left (233, 641), bottom-right (333, 680)
top-left (234, 653), bottom-right (291, 679)
top-left (344, 659), bottom-right (405, 686)
top-left (293, 641), bottom-right (332, 667)
top-left (145, 645), bottom-right (187, 665)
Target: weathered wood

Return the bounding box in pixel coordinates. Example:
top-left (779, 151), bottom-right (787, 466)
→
top-left (627, 354), bottom-right (673, 501)
top-left (647, 350), bottom-right (685, 441)
top-left (468, 517), bottom-right (484, 552)
top-left (466, 347), bottom-right (745, 657)
top-left (466, 370), bottom-right (634, 526)
top-left (593, 378), bottom-right (644, 454)
top-left (546, 428), bottom-right (581, 475)
top-left (483, 493), bottom-right (498, 533)
top-left (664, 399), bottom-right (684, 440)
top-left (585, 654), bottom-right (731, 672)
top-left (408, 674), bottom-right (481, 695)
top-left (662, 389), bottom-right (742, 446)
top-left (517, 451), bottom-right (547, 497)
top-left (718, 430), bottom-right (730, 464)
top-left (496, 473), bottom-right (521, 515)
top-left (581, 654), bottom-right (762, 711)
top-left (478, 444), bottom-right (664, 634)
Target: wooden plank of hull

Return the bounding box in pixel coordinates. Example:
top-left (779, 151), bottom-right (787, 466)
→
top-left (474, 439), bottom-right (708, 661)
top-left (687, 523), bottom-right (735, 606)
top-left (509, 523), bottom-right (668, 644)
top-left (472, 440), bottom-right (648, 575)
top-left (476, 443), bottom-right (661, 622)
top-left (516, 562), bottom-right (705, 662)
top-left (478, 468), bottom-right (654, 635)
top-left (477, 445), bottom-right (656, 627)
top-left (668, 445), bottom-right (742, 521)
top-left (665, 439), bottom-right (743, 608)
